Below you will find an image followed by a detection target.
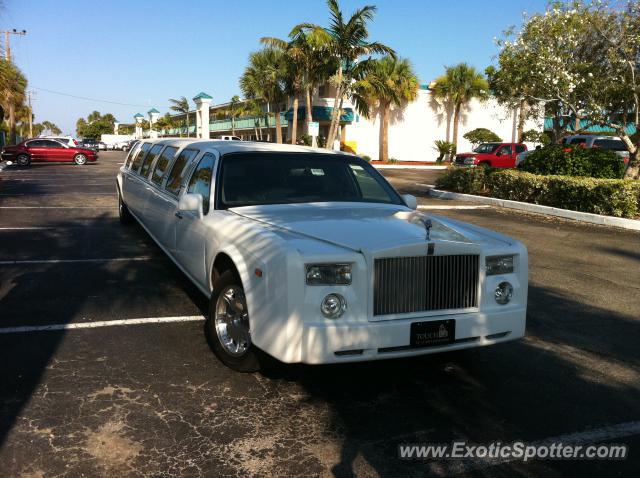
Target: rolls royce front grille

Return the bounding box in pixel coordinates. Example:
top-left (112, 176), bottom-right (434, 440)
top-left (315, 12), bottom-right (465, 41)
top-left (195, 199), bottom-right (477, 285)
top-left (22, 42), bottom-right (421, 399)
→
top-left (373, 255), bottom-right (479, 316)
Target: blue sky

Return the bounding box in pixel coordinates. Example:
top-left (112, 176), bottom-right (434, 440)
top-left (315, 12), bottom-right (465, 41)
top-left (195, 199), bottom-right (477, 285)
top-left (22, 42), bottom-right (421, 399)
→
top-left (4, 0), bottom-right (547, 135)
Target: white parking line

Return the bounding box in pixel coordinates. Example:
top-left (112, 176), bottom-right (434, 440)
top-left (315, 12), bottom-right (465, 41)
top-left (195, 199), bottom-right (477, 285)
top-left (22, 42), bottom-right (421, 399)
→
top-left (0, 315), bottom-right (206, 334)
top-left (415, 183), bottom-right (436, 188)
top-left (0, 256), bottom-right (158, 265)
top-left (418, 205), bottom-right (491, 210)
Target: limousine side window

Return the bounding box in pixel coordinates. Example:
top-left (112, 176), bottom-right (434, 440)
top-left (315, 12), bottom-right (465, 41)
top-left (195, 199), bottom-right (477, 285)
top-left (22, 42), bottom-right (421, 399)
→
top-left (140, 144), bottom-right (164, 178)
top-left (186, 153), bottom-right (215, 215)
top-left (165, 148), bottom-right (199, 196)
top-left (151, 146), bottom-right (178, 186)
top-left (125, 142), bottom-right (141, 169)
top-left (131, 143), bottom-right (152, 172)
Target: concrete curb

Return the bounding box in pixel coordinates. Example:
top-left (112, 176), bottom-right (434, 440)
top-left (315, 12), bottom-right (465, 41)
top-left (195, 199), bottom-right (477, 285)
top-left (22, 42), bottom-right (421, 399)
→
top-left (428, 188), bottom-right (640, 231)
top-left (372, 164), bottom-right (447, 170)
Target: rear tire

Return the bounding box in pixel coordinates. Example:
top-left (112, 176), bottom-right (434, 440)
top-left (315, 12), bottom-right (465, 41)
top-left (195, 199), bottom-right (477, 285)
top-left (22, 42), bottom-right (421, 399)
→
top-left (16, 154), bottom-right (30, 167)
top-left (205, 270), bottom-right (262, 372)
top-left (74, 154), bottom-right (87, 165)
top-left (118, 190), bottom-right (133, 225)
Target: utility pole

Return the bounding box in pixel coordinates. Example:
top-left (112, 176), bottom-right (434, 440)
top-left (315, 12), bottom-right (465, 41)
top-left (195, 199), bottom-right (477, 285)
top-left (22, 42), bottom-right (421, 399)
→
top-left (2, 29), bottom-right (27, 61)
top-left (27, 90), bottom-right (35, 138)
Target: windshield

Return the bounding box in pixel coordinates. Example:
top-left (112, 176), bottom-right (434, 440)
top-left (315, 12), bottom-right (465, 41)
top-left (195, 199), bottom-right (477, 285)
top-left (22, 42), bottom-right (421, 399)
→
top-left (473, 143), bottom-right (501, 153)
top-left (217, 152), bottom-right (403, 209)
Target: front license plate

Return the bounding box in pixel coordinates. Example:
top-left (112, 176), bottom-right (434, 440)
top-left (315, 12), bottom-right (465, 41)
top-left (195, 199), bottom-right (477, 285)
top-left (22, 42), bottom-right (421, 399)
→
top-left (410, 319), bottom-right (455, 347)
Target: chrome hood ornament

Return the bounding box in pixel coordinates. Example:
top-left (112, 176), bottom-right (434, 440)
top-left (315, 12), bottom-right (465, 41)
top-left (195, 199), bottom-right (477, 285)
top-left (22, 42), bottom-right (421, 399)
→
top-left (421, 218), bottom-right (433, 241)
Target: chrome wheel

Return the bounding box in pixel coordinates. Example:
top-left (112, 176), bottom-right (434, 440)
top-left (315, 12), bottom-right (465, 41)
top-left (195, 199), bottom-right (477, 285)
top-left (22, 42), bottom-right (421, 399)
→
top-left (74, 154), bottom-right (87, 165)
top-left (214, 285), bottom-right (250, 357)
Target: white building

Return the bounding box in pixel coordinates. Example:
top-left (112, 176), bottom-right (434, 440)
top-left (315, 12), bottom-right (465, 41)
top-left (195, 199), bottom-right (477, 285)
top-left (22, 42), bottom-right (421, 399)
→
top-left (163, 85), bottom-right (543, 161)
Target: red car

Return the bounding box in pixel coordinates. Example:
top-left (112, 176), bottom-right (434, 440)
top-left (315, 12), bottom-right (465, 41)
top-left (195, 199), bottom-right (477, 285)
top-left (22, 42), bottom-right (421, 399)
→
top-left (1, 138), bottom-right (98, 166)
top-left (454, 142), bottom-right (528, 168)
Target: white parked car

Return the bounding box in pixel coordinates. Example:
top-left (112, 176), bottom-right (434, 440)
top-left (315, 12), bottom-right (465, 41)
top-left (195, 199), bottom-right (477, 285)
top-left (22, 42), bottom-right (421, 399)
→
top-left (117, 139), bottom-right (528, 372)
top-left (41, 136), bottom-right (78, 147)
top-left (216, 135), bottom-right (241, 141)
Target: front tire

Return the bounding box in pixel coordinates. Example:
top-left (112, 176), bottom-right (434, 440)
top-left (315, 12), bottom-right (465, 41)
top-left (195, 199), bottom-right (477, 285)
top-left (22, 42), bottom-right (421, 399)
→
top-left (205, 271), bottom-right (261, 372)
top-left (118, 190), bottom-right (133, 225)
top-left (16, 154), bottom-right (30, 166)
top-left (74, 154), bottom-right (87, 165)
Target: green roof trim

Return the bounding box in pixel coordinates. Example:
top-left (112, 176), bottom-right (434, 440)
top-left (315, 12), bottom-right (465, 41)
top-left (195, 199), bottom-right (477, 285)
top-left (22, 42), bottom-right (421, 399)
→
top-left (148, 108), bottom-right (160, 114)
top-left (193, 92), bottom-right (213, 100)
top-left (134, 113), bottom-right (144, 118)
top-left (419, 84), bottom-right (430, 90)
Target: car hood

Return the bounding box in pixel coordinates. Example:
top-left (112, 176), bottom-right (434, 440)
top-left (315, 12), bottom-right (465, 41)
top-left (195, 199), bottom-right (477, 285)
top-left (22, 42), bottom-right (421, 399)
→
top-left (230, 202), bottom-right (512, 252)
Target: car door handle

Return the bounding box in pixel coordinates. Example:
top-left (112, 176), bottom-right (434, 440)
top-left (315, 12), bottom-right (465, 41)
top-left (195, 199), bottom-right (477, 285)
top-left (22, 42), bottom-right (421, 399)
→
top-left (175, 211), bottom-right (183, 219)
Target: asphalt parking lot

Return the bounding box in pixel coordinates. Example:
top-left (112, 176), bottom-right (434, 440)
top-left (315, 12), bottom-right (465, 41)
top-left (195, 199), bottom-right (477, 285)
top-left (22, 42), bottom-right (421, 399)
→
top-left (0, 151), bottom-right (639, 477)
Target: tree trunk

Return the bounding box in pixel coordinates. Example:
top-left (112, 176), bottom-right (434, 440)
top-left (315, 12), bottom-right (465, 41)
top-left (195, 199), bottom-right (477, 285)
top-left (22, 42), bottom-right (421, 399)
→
top-left (379, 101), bottom-right (389, 162)
top-left (621, 134), bottom-right (639, 179)
top-left (305, 86), bottom-right (315, 147)
top-left (326, 68), bottom-right (343, 148)
top-left (291, 96), bottom-right (299, 145)
top-left (9, 103), bottom-right (16, 145)
top-left (186, 112), bottom-right (189, 138)
top-left (517, 100), bottom-right (527, 142)
top-left (452, 102), bottom-right (461, 148)
top-left (332, 97), bottom-right (345, 149)
top-left (231, 116), bottom-right (235, 135)
top-left (274, 106), bottom-right (282, 144)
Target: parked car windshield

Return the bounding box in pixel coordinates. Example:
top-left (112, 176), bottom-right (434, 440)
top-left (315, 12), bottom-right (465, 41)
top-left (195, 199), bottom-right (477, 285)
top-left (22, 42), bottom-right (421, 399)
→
top-left (218, 152), bottom-right (404, 209)
top-left (474, 143), bottom-right (501, 153)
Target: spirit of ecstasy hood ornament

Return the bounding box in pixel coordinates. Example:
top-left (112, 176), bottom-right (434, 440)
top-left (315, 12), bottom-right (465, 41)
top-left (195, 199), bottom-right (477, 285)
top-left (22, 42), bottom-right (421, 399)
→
top-left (421, 218), bottom-right (433, 241)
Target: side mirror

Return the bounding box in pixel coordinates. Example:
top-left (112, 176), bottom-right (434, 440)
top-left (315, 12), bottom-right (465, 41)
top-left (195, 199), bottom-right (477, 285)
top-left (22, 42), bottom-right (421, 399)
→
top-left (177, 193), bottom-right (203, 219)
top-left (495, 151), bottom-right (502, 156)
top-left (402, 194), bottom-right (418, 210)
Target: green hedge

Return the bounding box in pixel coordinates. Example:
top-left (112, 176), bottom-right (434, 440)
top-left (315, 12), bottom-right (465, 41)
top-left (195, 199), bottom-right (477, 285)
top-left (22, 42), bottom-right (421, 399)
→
top-left (436, 168), bottom-right (640, 218)
top-left (521, 145), bottom-right (625, 179)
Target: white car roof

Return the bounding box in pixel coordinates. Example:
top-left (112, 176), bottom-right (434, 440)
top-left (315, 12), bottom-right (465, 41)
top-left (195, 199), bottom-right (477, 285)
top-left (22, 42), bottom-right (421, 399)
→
top-left (135, 138), bottom-right (347, 156)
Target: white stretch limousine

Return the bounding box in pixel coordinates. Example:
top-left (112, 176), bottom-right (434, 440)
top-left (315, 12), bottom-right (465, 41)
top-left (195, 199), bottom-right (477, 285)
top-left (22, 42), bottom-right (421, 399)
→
top-left (117, 139), bottom-right (528, 371)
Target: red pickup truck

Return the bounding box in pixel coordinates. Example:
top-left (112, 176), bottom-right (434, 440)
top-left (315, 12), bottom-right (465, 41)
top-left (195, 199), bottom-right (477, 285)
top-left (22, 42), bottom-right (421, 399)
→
top-left (454, 142), bottom-right (527, 168)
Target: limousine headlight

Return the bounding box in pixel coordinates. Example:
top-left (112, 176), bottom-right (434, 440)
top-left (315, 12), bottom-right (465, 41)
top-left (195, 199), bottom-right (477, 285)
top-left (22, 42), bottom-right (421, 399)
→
top-left (321, 293), bottom-right (347, 318)
top-left (306, 264), bottom-right (352, 285)
top-left (485, 255), bottom-right (514, 275)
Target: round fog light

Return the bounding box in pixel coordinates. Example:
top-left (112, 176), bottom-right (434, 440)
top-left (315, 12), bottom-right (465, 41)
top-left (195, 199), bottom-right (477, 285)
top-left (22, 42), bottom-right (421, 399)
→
top-left (321, 293), bottom-right (346, 318)
top-left (494, 282), bottom-right (514, 305)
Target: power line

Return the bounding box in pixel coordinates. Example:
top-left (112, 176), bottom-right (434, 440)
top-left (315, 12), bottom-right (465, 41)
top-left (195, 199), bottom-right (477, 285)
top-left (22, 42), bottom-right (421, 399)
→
top-left (30, 86), bottom-right (169, 109)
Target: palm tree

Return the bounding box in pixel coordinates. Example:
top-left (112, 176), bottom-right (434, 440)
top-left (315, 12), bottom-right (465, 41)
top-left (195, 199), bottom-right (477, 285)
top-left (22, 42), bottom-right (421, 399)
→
top-left (227, 95), bottom-right (241, 136)
top-left (240, 48), bottom-right (287, 144)
top-left (352, 57), bottom-right (419, 162)
top-left (261, 29), bottom-right (333, 145)
top-left (0, 59), bottom-right (28, 144)
top-left (169, 96), bottom-right (190, 137)
top-left (431, 63), bottom-right (489, 148)
top-left (297, 0), bottom-right (395, 149)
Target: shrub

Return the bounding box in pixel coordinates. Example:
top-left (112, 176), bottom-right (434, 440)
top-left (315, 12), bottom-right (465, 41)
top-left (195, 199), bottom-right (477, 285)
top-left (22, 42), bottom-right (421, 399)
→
top-left (388, 157), bottom-right (399, 164)
top-left (521, 129), bottom-right (551, 145)
top-left (433, 140), bottom-right (456, 163)
top-left (436, 168), bottom-right (640, 218)
top-left (521, 145), bottom-right (625, 179)
top-left (463, 128), bottom-right (502, 146)
top-left (361, 154), bottom-right (372, 162)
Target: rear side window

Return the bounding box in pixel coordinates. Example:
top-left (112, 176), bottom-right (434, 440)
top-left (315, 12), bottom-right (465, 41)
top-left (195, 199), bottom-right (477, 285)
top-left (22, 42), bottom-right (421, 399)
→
top-left (515, 145), bottom-right (526, 154)
top-left (187, 153), bottom-right (215, 215)
top-left (125, 143), bottom-right (141, 168)
top-left (569, 138), bottom-right (587, 145)
top-left (165, 148), bottom-right (199, 196)
top-left (151, 146), bottom-right (178, 186)
top-left (140, 144), bottom-right (164, 178)
top-left (131, 143), bottom-right (152, 172)
top-left (593, 139), bottom-right (627, 151)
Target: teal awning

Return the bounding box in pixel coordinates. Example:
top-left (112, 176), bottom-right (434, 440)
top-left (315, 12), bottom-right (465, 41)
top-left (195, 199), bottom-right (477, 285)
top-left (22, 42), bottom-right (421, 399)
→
top-left (544, 117), bottom-right (636, 135)
top-left (284, 106), bottom-right (354, 123)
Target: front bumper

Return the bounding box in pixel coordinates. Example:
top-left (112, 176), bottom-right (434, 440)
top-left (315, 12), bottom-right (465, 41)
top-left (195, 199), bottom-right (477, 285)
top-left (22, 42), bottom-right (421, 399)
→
top-left (298, 308), bottom-right (526, 364)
